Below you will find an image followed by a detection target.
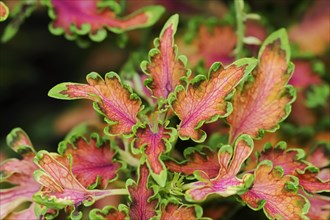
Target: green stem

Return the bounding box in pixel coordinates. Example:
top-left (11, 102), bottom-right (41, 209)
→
top-left (234, 0), bottom-right (245, 59)
top-left (93, 188), bottom-right (129, 201)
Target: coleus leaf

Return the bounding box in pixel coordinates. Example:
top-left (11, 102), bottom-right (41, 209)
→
top-left (258, 142), bottom-right (330, 194)
top-left (33, 150), bottom-right (125, 214)
top-left (141, 14), bottom-right (189, 100)
top-left (132, 120), bottom-right (176, 187)
top-left (4, 203), bottom-right (37, 220)
top-left (155, 199), bottom-right (203, 220)
top-left (227, 29), bottom-right (295, 143)
top-left (48, 72), bottom-right (142, 136)
top-left (0, 128), bottom-right (39, 219)
top-left (126, 163), bottom-right (158, 220)
top-left (44, 0), bottom-right (165, 41)
top-left (89, 205), bottom-right (127, 220)
top-left (240, 160), bottom-right (309, 220)
top-left (165, 146), bottom-right (220, 179)
top-left (170, 59), bottom-right (257, 142)
top-left (0, 1), bottom-right (9, 22)
top-left (304, 193), bottom-right (330, 220)
top-left (58, 133), bottom-right (122, 189)
top-left (184, 135), bottom-right (254, 201)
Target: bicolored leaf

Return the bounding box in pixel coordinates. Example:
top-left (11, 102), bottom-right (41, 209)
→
top-left (141, 14), bottom-right (189, 99)
top-left (0, 1), bottom-right (9, 22)
top-left (258, 142), bottom-right (309, 175)
top-left (0, 128), bottom-right (39, 219)
top-left (126, 163), bottom-right (158, 220)
top-left (132, 121), bottom-right (176, 187)
top-left (258, 143), bottom-right (330, 194)
top-left (48, 72), bottom-right (142, 136)
top-left (306, 143), bottom-right (330, 169)
top-left (4, 203), bottom-right (37, 220)
top-left (240, 160), bottom-right (309, 220)
top-left (296, 167), bottom-right (330, 194)
top-left (45, 0), bottom-right (164, 41)
top-left (33, 151), bottom-right (122, 212)
top-left (89, 205), bottom-right (127, 220)
top-left (304, 193), bottom-right (330, 220)
top-left (184, 135), bottom-right (254, 201)
top-left (158, 201), bottom-right (203, 220)
top-left (58, 134), bottom-right (122, 189)
top-left (180, 24), bottom-right (237, 68)
top-left (170, 59), bottom-right (257, 142)
top-left (165, 146), bottom-right (220, 178)
top-left (227, 29), bottom-right (295, 143)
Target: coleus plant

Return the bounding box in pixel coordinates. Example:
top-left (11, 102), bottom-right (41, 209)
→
top-left (1, 9), bottom-right (330, 220)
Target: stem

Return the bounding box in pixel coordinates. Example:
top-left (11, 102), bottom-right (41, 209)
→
top-left (93, 188), bottom-right (129, 201)
top-left (234, 0), bottom-right (245, 59)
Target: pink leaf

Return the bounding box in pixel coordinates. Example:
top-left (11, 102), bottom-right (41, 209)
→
top-left (258, 143), bottom-right (330, 194)
top-left (33, 151), bottom-right (118, 211)
top-left (133, 121), bottom-right (176, 186)
top-left (185, 135), bottom-right (254, 201)
top-left (0, 128), bottom-right (39, 219)
top-left (48, 72), bottom-right (142, 136)
top-left (58, 134), bottom-right (122, 189)
top-left (141, 14), bottom-right (189, 99)
top-left (127, 164), bottom-right (158, 220)
top-left (240, 161), bottom-right (309, 219)
top-left (227, 29), bottom-right (295, 143)
top-left (171, 59), bottom-right (256, 142)
top-left (304, 193), bottom-right (330, 220)
top-left (47, 0), bottom-right (164, 41)
top-left (166, 146), bottom-right (220, 178)
top-left (159, 202), bottom-right (201, 220)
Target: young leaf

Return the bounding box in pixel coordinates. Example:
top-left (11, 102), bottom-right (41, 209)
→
top-left (0, 128), bottom-right (39, 219)
top-left (165, 146), bottom-right (220, 178)
top-left (227, 29), bottom-right (295, 143)
top-left (170, 59), bottom-right (257, 142)
top-left (141, 14), bottom-right (189, 99)
top-left (126, 163), bottom-right (158, 220)
top-left (132, 121), bottom-right (176, 187)
top-left (89, 205), bottom-right (127, 220)
top-left (184, 135), bottom-right (254, 201)
top-left (240, 160), bottom-right (309, 220)
top-left (58, 134), bottom-right (122, 189)
top-left (45, 0), bottom-right (164, 41)
top-left (48, 72), bottom-right (142, 136)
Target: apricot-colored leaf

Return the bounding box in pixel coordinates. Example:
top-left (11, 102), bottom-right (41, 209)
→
top-left (89, 205), bottom-right (127, 220)
top-left (240, 160), bottom-right (309, 220)
top-left (289, 0), bottom-right (330, 55)
top-left (185, 135), bottom-right (254, 201)
top-left (132, 121), bottom-right (176, 187)
top-left (141, 14), bottom-right (189, 99)
top-left (170, 59), bottom-right (257, 142)
top-left (180, 24), bottom-right (237, 68)
top-left (304, 193), bottom-right (330, 220)
top-left (0, 1), bottom-right (9, 22)
top-left (48, 72), bottom-right (142, 136)
top-left (296, 167), bottom-right (330, 194)
top-left (58, 134), bottom-right (122, 189)
top-left (227, 29), bottom-right (295, 143)
top-left (159, 202), bottom-right (202, 220)
top-left (0, 128), bottom-right (39, 219)
top-left (259, 142), bottom-right (308, 175)
top-left (307, 143), bottom-right (330, 169)
top-left (127, 163), bottom-right (158, 220)
top-left (33, 151), bottom-right (116, 212)
top-left (258, 143), bottom-right (330, 194)
top-left (45, 0), bottom-right (164, 41)
top-left (165, 146), bottom-right (220, 178)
